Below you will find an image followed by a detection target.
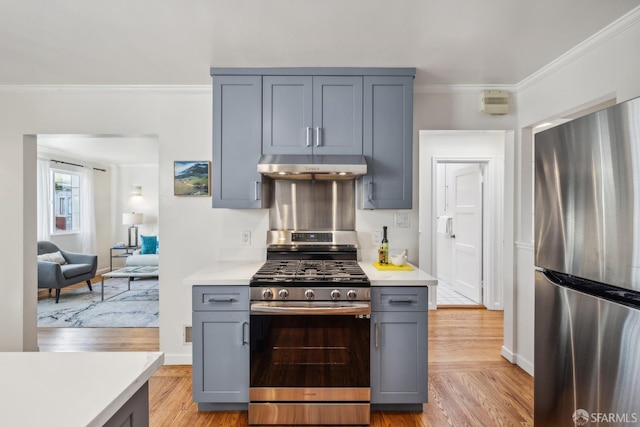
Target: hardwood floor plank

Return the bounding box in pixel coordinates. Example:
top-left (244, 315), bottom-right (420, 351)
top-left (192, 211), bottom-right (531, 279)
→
top-left (38, 308), bottom-right (534, 426)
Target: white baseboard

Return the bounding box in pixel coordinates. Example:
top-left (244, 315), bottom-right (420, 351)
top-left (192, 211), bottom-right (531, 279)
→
top-left (501, 346), bottom-right (534, 376)
top-left (163, 353), bottom-right (192, 366)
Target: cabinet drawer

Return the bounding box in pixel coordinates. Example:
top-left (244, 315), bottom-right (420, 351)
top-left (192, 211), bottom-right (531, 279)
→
top-left (193, 286), bottom-right (249, 311)
top-left (372, 287), bottom-right (428, 312)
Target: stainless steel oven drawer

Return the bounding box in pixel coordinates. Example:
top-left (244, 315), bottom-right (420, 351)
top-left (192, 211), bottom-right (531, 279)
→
top-left (249, 402), bottom-right (370, 425)
top-left (372, 287), bottom-right (428, 312)
top-left (192, 286), bottom-right (249, 311)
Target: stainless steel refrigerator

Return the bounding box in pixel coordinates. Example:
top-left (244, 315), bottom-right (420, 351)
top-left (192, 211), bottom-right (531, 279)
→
top-left (534, 96), bottom-right (640, 426)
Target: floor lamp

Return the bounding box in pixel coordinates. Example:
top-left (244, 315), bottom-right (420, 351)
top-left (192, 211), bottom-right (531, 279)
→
top-left (122, 213), bottom-right (143, 247)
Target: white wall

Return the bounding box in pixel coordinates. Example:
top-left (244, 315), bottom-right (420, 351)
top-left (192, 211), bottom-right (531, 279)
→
top-left (511, 10), bottom-right (640, 375)
top-left (113, 163), bottom-right (159, 268)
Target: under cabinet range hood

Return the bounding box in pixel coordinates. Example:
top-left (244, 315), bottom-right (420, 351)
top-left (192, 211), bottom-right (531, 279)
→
top-left (257, 154), bottom-right (367, 179)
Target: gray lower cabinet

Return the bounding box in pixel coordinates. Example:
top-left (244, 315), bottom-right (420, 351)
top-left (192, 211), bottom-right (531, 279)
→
top-left (361, 76), bottom-right (414, 209)
top-left (211, 75), bottom-right (263, 208)
top-left (371, 287), bottom-right (428, 409)
top-left (192, 286), bottom-right (249, 410)
top-left (262, 75), bottom-right (363, 155)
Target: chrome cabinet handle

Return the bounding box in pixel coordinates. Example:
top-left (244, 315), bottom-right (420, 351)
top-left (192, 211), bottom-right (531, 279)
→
top-left (242, 321), bottom-right (249, 345)
top-left (375, 322), bottom-right (379, 348)
top-left (315, 127), bottom-right (322, 147)
top-left (208, 297), bottom-right (235, 303)
top-left (367, 182), bottom-right (373, 201)
top-left (254, 181), bottom-right (260, 201)
top-left (306, 127), bottom-right (312, 147)
top-left (389, 298), bottom-right (414, 304)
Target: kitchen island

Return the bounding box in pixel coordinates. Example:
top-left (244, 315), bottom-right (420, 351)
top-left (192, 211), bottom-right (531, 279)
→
top-left (0, 351), bottom-right (163, 426)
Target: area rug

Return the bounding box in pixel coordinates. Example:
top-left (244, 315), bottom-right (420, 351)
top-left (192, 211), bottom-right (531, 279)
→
top-left (37, 277), bottom-right (158, 327)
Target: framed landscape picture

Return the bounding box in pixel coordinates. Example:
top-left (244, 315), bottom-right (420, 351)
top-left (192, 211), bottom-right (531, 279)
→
top-left (174, 161), bottom-right (211, 196)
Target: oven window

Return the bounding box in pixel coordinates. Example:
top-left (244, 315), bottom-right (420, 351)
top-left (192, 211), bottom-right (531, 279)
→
top-left (250, 315), bottom-right (370, 388)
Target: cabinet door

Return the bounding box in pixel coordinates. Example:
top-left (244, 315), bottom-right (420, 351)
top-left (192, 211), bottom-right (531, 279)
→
top-left (212, 75), bottom-right (263, 208)
top-left (192, 311), bottom-right (250, 403)
top-left (361, 76), bottom-right (413, 209)
top-left (312, 76), bottom-right (363, 155)
top-left (263, 76), bottom-right (313, 154)
top-left (371, 311), bottom-right (428, 404)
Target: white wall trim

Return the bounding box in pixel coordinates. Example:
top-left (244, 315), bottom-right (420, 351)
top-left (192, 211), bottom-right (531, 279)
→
top-left (517, 6), bottom-right (640, 91)
top-left (0, 85), bottom-right (211, 94)
top-left (414, 84), bottom-right (517, 94)
top-left (515, 241), bottom-right (534, 251)
top-left (501, 346), bottom-right (534, 376)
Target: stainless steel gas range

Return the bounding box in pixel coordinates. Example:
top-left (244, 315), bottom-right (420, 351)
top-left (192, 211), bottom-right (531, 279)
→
top-left (248, 231), bottom-right (371, 426)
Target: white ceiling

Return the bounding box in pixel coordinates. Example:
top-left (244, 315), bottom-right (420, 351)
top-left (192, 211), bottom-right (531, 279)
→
top-left (12, 1), bottom-right (640, 164)
top-left (1, 0), bottom-right (639, 86)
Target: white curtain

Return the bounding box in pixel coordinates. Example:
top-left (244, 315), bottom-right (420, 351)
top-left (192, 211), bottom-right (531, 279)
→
top-left (36, 158), bottom-right (51, 241)
top-left (81, 167), bottom-right (97, 254)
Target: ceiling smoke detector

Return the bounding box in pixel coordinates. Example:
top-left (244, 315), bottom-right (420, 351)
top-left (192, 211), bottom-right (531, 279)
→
top-left (480, 90), bottom-right (509, 115)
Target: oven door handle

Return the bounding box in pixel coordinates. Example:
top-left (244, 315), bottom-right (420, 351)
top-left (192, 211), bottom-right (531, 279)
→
top-left (250, 302), bottom-right (371, 316)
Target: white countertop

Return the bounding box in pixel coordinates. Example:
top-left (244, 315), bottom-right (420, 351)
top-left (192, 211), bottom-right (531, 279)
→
top-left (183, 260), bottom-right (437, 287)
top-left (0, 351), bottom-right (164, 427)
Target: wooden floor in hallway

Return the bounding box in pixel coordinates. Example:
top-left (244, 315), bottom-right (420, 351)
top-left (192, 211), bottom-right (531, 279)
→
top-left (38, 307), bottom-right (533, 426)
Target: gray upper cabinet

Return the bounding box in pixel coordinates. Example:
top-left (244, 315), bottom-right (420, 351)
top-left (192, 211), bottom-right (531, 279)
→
top-left (263, 75), bottom-right (363, 155)
top-left (212, 75), bottom-right (263, 208)
top-left (360, 76), bottom-right (414, 209)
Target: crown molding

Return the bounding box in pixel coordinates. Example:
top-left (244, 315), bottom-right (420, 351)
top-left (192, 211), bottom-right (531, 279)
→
top-left (517, 5), bottom-right (640, 91)
top-left (414, 84), bottom-right (517, 94)
top-left (0, 85), bottom-right (211, 94)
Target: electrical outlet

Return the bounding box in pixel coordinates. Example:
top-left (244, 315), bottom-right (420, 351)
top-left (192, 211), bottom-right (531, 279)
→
top-left (373, 231), bottom-right (382, 244)
top-left (242, 230), bottom-right (251, 246)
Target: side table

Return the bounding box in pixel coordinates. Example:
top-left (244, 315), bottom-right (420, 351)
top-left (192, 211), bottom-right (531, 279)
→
top-left (110, 246), bottom-right (139, 271)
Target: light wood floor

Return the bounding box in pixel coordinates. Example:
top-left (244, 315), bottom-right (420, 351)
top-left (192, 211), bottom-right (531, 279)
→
top-left (37, 308), bottom-right (533, 426)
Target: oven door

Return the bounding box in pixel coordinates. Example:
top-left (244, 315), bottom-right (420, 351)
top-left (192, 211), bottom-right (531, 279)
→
top-left (249, 301), bottom-right (370, 425)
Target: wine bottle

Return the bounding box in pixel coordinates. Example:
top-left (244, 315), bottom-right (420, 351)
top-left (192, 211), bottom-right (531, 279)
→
top-left (379, 226), bottom-right (389, 264)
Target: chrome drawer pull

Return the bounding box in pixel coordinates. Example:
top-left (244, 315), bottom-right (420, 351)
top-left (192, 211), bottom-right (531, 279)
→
top-left (208, 297), bottom-right (235, 303)
top-left (389, 298), bottom-right (414, 304)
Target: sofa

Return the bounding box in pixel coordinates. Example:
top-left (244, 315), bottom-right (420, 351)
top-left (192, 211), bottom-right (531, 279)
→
top-left (125, 249), bottom-right (159, 267)
top-left (37, 241), bottom-right (98, 303)
top-left (125, 235), bottom-right (159, 267)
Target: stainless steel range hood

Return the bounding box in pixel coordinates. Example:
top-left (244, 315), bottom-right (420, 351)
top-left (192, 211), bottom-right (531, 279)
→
top-left (257, 154), bottom-right (367, 179)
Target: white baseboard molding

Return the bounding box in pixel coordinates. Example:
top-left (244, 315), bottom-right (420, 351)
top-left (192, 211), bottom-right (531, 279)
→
top-left (502, 346), bottom-right (534, 376)
top-left (163, 353), bottom-right (192, 366)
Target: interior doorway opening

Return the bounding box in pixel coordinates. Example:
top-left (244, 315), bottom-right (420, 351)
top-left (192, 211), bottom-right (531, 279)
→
top-left (435, 161), bottom-right (486, 306)
top-left (418, 130), bottom-right (508, 311)
top-left (35, 134), bottom-right (160, 330)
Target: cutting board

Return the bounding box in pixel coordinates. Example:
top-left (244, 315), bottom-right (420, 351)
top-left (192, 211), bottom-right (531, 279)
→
top-left (372, 262), bottom-right (414, 271)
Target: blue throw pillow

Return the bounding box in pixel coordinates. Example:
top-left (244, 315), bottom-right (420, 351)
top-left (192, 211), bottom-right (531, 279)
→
top-left (140, 235), bottom-right (158, 255)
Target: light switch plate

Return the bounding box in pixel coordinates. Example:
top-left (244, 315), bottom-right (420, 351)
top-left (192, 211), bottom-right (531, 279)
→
top-left (395, 213), bottom-right (410, 228)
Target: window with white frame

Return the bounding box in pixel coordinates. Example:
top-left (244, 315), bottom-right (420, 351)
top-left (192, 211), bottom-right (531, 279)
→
top-left (52, 170), bottom-right (81, 233)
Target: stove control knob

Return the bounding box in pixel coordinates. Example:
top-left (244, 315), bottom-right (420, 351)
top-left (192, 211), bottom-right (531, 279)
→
top-left (262, 288), bottom-right (273, 300)
top-left (305, 289), bottom-right (315, 300)
top-left (347, 289), bottom-right (357, 300)
top-left (278, 289), bottom-right (289, 299)
top-left (330, 289), bottom-right (341, 300)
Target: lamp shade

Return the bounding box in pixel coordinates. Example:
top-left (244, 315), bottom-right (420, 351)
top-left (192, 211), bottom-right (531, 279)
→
top-left (122, 212), bottom-right (143, 225)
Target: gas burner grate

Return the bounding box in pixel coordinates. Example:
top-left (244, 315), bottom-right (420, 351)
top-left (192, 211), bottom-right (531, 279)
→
top-left (251, 259), bottom-right (369, 285)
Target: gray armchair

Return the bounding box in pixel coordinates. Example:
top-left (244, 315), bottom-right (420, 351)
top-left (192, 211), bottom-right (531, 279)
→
top-left (37, 241), bottom-right (98, 303)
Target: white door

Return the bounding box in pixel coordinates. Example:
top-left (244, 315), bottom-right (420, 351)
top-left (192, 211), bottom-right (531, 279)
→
top-left (451, 164), bottom-right (483, 304)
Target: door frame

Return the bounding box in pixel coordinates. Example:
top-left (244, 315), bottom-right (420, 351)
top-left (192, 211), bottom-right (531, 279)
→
top-left (431, 156), bottom-right (500, 309)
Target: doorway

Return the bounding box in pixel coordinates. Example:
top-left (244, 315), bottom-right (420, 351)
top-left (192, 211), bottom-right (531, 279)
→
top-left (35, 134), bottom-right (160, 329)
top-left (436, 162), bottom-right (485, 305)
top-left (418, 130), bottom-right (507, 311)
